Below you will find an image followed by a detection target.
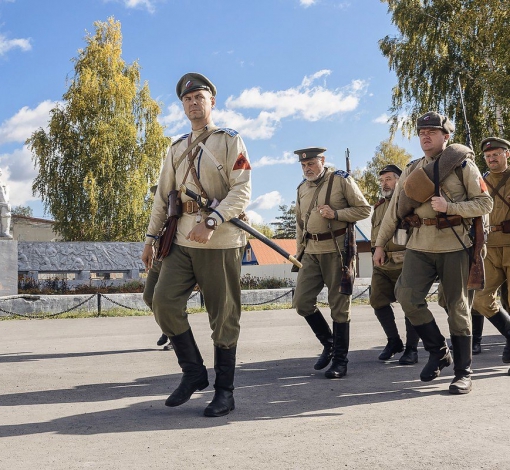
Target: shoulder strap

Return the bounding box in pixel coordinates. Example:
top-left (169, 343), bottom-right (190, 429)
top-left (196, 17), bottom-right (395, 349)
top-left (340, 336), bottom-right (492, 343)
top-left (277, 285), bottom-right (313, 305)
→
top-left (173, 127), bottom-right (217, 172)
top-left (484, 173), bottom-right (510, 211)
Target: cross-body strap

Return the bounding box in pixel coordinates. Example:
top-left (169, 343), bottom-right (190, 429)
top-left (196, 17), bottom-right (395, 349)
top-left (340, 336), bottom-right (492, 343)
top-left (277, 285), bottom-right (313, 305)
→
top-left (484, 172), bottom-right (510, 211)
top-left (173, 127), bottom-right (217, 172)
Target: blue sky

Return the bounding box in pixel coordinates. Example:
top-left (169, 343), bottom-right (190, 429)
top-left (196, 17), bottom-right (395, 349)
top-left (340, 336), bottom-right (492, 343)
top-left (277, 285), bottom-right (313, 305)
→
top-left (0, 0), bottom-right (424, 225)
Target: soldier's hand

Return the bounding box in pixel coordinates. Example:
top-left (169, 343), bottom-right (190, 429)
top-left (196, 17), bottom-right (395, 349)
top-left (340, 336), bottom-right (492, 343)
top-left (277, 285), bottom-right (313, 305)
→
top-left (187, 222), bottom-right (214, 244)
top-left (317, 204), bottom-right (335, 219)
top-left (373, 246), bottom-right (386, 266)
top-left (141, 244), bottom-right (154, 272)
top-left (431, 196), bottom-right (448, 213)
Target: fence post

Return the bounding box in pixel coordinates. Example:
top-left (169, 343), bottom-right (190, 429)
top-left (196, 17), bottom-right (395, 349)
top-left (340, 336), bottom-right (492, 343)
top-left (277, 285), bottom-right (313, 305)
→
top-left (97, 293), bottom-right (102, 316)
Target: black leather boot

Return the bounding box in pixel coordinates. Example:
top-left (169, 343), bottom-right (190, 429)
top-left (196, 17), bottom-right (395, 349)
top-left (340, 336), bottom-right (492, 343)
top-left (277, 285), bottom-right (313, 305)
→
top-left (487, 308), bottom-right (510, 363)
top-left (413, 320), bottom-right (452, 382)
top-left (304, 309), bottom-right (333, 370)
top-left (399, 317), bottom-right (419, 365)
top-left (157, 333), bottom-right (169, 346)
top-left (165, 329), bottom-right (209, 407)
top-left (325, 322), bottom-right (349, 379)
top-left (449, 335), bottom-right (473, 394)
top-left (471, 311), bottom-right (484, 355)
top-left (374, 306), bottom-right (404, 360)
top-left (204, 346), bottom-right (236, 417)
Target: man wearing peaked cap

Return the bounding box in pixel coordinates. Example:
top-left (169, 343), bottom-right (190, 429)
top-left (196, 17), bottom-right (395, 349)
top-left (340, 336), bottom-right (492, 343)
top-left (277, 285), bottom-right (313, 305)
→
top-left (292, 145), bottom-right (371, 379)
top-left (373, 111), bottom-right (493, 394)
top-left (294, 147), bottom-right (327, 162)
top-left (370, 164), bottom-right (420, 365)
top-left (472, 135), bottom-right (510, 374)
top-left (142, 72), bottom-right (251, 417)
top-left (175, 72), bottom-right (217, 99)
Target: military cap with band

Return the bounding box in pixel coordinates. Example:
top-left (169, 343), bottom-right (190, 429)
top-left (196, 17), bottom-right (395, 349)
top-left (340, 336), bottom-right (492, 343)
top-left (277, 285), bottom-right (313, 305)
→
top-left (416, 111), bottom-right (455, 134)
top-left (480, 137), bottom-right (510, 153)
top-left (176, 72), bottom-right (217, 99)
top-left (294, 147), bottom-right (327, 162)
top-left (379, 164), bottom-right (402, 177)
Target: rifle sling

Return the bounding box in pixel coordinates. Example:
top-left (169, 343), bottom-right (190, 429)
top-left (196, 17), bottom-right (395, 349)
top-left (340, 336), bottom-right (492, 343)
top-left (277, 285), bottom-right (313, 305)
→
top-left (324, 173), bottom-right (344, 262)
top-left (484, 172), bottom-right (510, 212)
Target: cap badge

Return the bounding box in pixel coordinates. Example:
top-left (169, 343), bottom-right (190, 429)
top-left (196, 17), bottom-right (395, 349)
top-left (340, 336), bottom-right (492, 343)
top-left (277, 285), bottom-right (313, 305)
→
top-left (486, 142), bottom-right (492, 148)
top-left (424, 115), bottom-right (430, 121)
top-left (302, 153), bottom-right (307, 159)
top-left (185, 80), bottom-right (193, 89)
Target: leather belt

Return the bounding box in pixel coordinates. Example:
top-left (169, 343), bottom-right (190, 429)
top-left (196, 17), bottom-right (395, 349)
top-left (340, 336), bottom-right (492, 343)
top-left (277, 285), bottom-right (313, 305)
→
top-left (420, 216), bottom-right (462, 227)
top-left (183, 200), bottom-right (200, 214)
top-left (306, 227), bottom-right (346, 241)
top-left (490, 225), bottom-right (503, 232)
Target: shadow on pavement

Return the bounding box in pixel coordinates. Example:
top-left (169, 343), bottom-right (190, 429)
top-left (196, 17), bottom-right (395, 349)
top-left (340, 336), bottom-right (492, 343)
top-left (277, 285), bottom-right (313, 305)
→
top-left (0, 336), bottom-right (507, 437)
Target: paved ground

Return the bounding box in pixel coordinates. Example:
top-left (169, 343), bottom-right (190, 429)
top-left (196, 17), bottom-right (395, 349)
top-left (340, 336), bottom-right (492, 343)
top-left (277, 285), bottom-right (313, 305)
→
top-left (1, 303), bottom-right (509, 470)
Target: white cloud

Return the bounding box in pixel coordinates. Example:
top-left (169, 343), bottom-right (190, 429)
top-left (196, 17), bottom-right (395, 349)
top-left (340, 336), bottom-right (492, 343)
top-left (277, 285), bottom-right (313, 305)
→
top-left (247, 191), bottom-right (283, 211)
top-left (104, 0), bottom-right (156, 13)
top-left (160, 71), bottom-right (367, 140)
top-left (0, 34), bottom-right (31, 56)
top-left (245, 210), bottom-right (264, 225)
top-left (373, 113), bottom-right (390, 124)
top-left (0, 147), bottom-right (38, 205)
top-left (300, 0), bottom-right (317, 7)
top-left (0, 100), bottom-right (58, 145)
top-left (252, 151), bottom-right (296, 168)
top-left (160, 103), bottom-right (187, 136)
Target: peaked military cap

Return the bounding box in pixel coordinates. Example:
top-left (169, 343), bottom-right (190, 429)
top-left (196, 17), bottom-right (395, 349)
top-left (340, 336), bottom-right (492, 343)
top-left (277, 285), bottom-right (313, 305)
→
top-left (294, 147), bottom-right (327, 162)
top-left (416, 111), bottom-right (455, 134)
top-left (481, 137), bottom-right (510, 152)
top-left (176, 72), bottom-right (217, 99)
top-left (379, 164), bottom-right (402, 177)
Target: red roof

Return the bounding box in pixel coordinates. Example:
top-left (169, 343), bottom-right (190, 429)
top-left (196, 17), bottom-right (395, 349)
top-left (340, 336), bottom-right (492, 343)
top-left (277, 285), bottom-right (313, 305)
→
top-left (247, 239), bottom-right (297, 265)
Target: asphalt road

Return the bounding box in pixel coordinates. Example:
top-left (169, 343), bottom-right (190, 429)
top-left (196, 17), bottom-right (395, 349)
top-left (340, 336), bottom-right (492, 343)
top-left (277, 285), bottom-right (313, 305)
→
top-left (1, 303), bottom-right (509, 470)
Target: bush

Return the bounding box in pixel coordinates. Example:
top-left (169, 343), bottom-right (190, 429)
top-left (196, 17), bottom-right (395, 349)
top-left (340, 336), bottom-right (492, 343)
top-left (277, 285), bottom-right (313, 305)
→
top-left (240, 274), bottom-right (295, 290)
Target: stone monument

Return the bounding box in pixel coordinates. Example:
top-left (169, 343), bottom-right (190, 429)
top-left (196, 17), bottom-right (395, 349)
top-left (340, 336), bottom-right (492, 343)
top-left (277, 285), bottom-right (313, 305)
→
top-left (0, 168), bottom-right (17, 296)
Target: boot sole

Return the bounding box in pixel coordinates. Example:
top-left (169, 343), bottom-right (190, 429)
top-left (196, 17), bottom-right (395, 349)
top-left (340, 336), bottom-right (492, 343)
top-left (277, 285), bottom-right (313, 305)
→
top-left (204, 404), bottom-right (235, 417)
top-left (420, 356), bottom-right (453, 382)
top-left (165, 380), bottom-right (209, 407)
top-left (449, 386), bottom-right (471, 394)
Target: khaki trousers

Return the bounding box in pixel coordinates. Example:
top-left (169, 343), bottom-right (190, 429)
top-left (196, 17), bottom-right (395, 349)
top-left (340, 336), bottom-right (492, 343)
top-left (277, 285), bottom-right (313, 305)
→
top-left (152, 244), bottom-right (244, 348)
top-left (293, 252), bottom-right (351, 323)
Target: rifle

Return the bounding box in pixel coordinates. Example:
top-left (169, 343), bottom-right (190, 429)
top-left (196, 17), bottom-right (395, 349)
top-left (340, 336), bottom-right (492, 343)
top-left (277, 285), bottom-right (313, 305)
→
top-left (458, 77), bottom-right (485, 290)
top-left (179, 184), bottom-right (303, 269)
top-left (339, 149), bottom-right (356, 295)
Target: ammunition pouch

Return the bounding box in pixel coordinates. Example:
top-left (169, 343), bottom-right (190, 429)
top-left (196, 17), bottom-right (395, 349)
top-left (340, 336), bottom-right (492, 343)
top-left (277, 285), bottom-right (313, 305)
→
top-left (502, 219), bottom-right (510, 234)
top-left (167, 190), bottom-right (182, 218)
top-left (403, 214), bottom-right (421, 228)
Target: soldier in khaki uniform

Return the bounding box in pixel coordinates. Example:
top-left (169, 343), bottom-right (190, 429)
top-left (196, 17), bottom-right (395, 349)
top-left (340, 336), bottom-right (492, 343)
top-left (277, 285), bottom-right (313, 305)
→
top-left (293, 147), bottom-right (371, 379)
top-left (472, 137), bottom-right (510, 374)
top-left (373, 111), bottom-right (493, 394)
top-left (141, 73), bottom-right (251, 417)
top-left (370, 165), bottom-right (420, 364)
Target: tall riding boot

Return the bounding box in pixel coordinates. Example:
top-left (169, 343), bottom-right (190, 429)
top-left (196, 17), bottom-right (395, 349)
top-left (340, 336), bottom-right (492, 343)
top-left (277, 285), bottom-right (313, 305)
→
top-left (374, 306), bottom-right (404, 360)
top-left (399, 317), bottom-right (419, 365)
top-left (304, 309), bottom-right (333, 370)
top-left (472, 311), bottom-right (484, 355)
top-left (413, 320), bottom-right (452, 382)
top-left (204, 346), bottom-right (236, 417)
top-left (165, 328), bottom-right (209, 407)
top-left (449, 335), bottom-right (473, 394)
top-left (486, 307), bottom-right (510, 363)
top-left (325, 322), bottom-right (349, 379)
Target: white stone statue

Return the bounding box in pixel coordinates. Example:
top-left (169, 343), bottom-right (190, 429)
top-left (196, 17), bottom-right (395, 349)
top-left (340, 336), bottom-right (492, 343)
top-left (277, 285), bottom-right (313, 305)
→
top-left (0, 168), bottom-right (12, 239)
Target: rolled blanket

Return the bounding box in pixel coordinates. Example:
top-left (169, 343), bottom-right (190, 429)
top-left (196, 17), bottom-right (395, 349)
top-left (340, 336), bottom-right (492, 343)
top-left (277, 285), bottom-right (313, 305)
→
top-left (397, 143), bottom-right (474, 219)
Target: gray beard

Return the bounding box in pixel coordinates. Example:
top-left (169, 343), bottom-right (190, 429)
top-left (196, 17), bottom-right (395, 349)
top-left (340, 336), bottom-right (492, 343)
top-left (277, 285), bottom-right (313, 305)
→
top-left (381, 188), bottom-right (394, 198)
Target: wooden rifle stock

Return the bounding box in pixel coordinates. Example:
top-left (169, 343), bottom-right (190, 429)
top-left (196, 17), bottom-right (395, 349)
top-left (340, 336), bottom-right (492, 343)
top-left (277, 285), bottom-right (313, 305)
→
top-left (467, 216), bottom-right (485, 290)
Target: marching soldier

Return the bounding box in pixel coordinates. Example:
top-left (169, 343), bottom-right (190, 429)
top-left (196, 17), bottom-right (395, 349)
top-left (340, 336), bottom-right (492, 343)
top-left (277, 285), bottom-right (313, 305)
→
top-left (472, 137), bottom-right (510, 374)
top-left (373, 111), bottom-right (493, 394)
top-left (293, 147), bottom-right (371, 379)
top-left (370, 165), bottom-right (420, 364)
top-left (141, 72), bottom-right (251, 416)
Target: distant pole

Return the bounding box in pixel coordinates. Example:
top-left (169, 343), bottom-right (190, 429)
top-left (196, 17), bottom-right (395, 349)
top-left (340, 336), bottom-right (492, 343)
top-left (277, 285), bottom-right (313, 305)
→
top-left (345, 148), bottom-right (351, 173)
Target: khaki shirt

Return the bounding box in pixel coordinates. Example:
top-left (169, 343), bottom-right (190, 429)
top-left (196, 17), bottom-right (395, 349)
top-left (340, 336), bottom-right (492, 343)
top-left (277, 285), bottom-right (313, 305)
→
top-left (296, 167), bottom-right (371, 254)
top-left (485, 167), bottom-right (510, 247)
top-left (376, 152), bottom-right (493, 253)
top-left (371, 198), bottom-right (406, 269)
top-left (145, 125), bottom-right (251, 249)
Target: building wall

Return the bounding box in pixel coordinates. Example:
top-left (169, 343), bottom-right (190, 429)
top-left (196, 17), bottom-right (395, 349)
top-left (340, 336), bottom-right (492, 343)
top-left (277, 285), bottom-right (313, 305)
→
top-left (12, 217), bottom-right (61, 242)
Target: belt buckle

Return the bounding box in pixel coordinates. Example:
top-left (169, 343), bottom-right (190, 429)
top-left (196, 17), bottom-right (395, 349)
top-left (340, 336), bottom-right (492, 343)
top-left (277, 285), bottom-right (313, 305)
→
top-left (311, 233), bottom-right (319, 241)
top-left (185, 201), bottom-right (195, 214)
top-left (422, 218), bottom-right (431, 225)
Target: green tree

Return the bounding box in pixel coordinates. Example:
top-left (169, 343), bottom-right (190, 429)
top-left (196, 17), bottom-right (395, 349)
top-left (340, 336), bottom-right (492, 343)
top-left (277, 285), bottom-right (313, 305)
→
top-left (352, 139), bottom-right (412, 205)
top-left (27, 17), bottom-right (169, 241)
top-left (11, 205), bottom-right (34, 217)
top-left (271, 203), bottom-right (296, 239)
top-left (379, 0), bottom-right (510, 156)
top-left (250, 223), bottom-right (274, 239)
